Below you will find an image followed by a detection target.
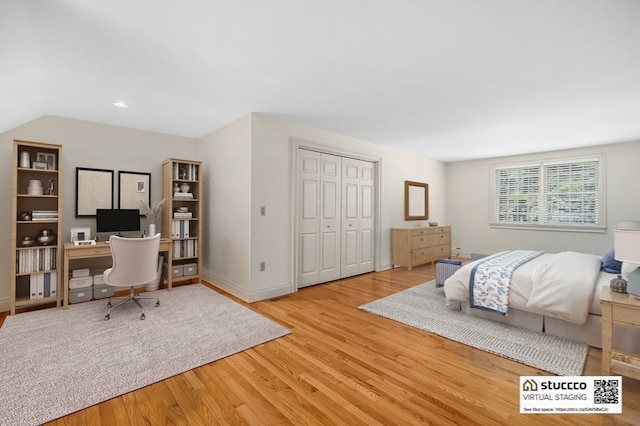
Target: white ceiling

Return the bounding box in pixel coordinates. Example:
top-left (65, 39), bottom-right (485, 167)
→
top-left (1, 0), bottom-right (638, 162)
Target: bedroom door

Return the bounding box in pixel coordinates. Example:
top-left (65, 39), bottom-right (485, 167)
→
top-left (297, 149), bottom-right (376, 288)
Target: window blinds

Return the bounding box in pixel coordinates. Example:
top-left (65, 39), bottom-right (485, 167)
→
top-left (495, 166), bottom-right (539, 223)
top-left (543, 160), bottom-right (598, 225)
top-left (494, 158), bottom-right (600, 227)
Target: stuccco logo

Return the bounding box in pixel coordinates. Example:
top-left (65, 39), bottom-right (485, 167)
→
top-left (522, 379), bottom-right (538, 392)
top-left (541, 381), bottom-right (587, 390)
top-left (522, 378), bottom-right (588, 392)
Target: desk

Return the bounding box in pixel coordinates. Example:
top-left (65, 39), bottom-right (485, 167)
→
top-left (63, 240), bottom-right (171, 309)
top-left (600, 286), bottom-right (640, 380)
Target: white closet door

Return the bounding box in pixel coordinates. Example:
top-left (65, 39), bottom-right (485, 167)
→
top-left (358, 159), bottom-right (375, 274)
top-left (341, 157), bottom-right (375, 278)
top-left (298, 150), bottom-right (341, 288)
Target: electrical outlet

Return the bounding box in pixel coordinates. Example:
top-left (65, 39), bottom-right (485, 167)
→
top-left (260, 262), bottom-right (266, 271)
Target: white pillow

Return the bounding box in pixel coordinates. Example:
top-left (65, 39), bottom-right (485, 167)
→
top-left (621, 262), bottom-right (640, 278)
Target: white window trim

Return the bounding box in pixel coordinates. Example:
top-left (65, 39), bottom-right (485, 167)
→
top-left (489, 154), bottom-right (607, 233)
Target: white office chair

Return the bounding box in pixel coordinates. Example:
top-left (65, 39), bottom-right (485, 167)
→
top-left (103, 233), bottom-right (161, 320)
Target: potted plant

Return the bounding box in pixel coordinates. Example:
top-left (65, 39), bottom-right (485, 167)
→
top-left (139, 199), bottom-right (165, 237)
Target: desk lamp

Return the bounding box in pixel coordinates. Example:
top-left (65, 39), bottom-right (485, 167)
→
top-left (614, 221), bottom-right (640, 297)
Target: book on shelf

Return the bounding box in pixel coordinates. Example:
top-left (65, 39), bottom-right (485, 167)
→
top-left (173, 192), bottom-right (194, 198)
top-left (173, 239), bottom-right (197, 258)
top-left (30, 271), bottom-right (57, 299)
top-left (172, 162), bottom-right (199, 180)
top-left (31, 210), bottom-right (58, 220)
top-left (173, 212), bottom-right (193, 218)
top-left (172, 219), bottom-right (190, 238)
top-left (17, 247), bottom-right (57, 273)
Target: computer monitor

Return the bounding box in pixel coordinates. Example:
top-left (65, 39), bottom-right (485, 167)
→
top-left (96, 209), bottom-right (141, 237)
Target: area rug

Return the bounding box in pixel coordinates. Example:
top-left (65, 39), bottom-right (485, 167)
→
top-left (359, 281), bottom-right (587, 376)
top-left (0, 284), bottom-right (290, 426)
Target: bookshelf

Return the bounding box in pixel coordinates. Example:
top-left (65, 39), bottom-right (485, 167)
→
top-left (161, 158), bottom-right (202, 287)
top-left (10, 140), bottom-right (63, 314)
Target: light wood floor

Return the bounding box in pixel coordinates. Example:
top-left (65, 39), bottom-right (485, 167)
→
top-left (3, 264), bottom-right (639, 425)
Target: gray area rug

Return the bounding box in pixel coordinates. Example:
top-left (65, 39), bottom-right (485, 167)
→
top-left (0, 284), bottom-right (290, 426)
top-left (359, 281), bottom-right (587, 376)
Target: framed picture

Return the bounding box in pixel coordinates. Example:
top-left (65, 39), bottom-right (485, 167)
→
top-left (32, 162), bottom-right (48, 170)
top-left (119, 170), bottom-right (151, 211)
top-left (36, 152), bottom-right (56, 170)
top-left (76, 167), bottom-right (114, 217)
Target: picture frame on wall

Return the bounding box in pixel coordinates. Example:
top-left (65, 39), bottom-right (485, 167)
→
top-left (405, 180), bottom-right (429, 221)
top-left (118, 170), bottom-right (151, 212)
top-left (76, 167), bottom-right (114, 217)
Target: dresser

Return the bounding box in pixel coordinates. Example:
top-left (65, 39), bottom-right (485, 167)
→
top-left (391, 226), bottom-right (451, 270)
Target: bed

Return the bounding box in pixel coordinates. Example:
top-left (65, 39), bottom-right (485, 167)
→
top-left (442, 250), bottom-right (640, 352)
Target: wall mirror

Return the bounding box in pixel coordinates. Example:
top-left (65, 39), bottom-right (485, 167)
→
top-left (404, 180), bottom-right (428, 221)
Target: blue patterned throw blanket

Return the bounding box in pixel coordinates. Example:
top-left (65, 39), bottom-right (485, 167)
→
top-left (469, 250), bottom-right (544, 315)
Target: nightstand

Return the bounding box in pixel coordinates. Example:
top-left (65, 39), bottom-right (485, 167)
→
top-left (600, 286), bottom-right (640, 380)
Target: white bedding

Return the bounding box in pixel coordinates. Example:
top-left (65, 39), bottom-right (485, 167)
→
top-left (444, 251), bottom-right (617, 325)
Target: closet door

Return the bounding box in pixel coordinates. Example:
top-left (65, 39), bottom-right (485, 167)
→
top-left (298, 150), bottom-right (341, 288)
top-left (341, 157), bottom-right (375, 278)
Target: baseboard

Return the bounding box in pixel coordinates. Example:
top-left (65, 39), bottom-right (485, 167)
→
top-left (201, 271), bottom-right (293, 303)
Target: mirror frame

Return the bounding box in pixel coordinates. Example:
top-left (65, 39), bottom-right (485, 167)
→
top-left (404, 180), bottom-right (429, 221)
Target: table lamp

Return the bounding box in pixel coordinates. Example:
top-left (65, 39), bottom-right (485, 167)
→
top-left (614, 221), bottom-right (640, 297)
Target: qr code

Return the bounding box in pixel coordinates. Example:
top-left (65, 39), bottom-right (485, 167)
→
top-left (594, 379), bottom-right (619, 404)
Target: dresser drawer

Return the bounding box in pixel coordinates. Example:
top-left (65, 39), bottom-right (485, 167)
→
top-left (412, 247), bottom-right (434, 265)
top-left (432, 226), bottom-right (450, 234)
top-left (433, 244), bottom-right (451, 258)
top-left (411, 228), bottom-right (432, 236)
top-left (411, 234), bottom-right (432, 249)
top-left (612, 304), bottom-right (640, 326)
top-left (434, 232), bottom-right (450, 245)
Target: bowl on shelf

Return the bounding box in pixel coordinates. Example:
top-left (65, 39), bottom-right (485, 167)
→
top-left (428, 221), bottom-right (439, 227)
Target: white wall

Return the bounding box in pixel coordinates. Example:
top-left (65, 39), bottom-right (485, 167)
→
top-left (197, 114), bottom-right (253, 300)
top-left (445, 140), bottom-right (640, 257)
top-left (200, 113), bottom-right (447, 302)
top-left (0, 115), bottom-right (197, 311)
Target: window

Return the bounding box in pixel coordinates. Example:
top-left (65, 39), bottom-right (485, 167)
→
top-left (491, 156), bottom-right (605, 231)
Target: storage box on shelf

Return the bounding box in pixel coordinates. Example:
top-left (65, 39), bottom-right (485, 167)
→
top-left (162, 158), bottom-right (202, 287)
top-left (11, 140), bottom-right (63, 314)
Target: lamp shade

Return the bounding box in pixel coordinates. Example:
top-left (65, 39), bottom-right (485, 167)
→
top-left (614, 221), bottom-right (640, 297)
top-left (614, 222), bottom-right (640, 263)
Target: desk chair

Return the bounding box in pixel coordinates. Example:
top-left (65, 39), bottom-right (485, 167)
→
top-left (103, 233), bottom-right (161, 320)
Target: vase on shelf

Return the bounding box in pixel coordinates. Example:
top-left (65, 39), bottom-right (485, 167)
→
top-left (148, 223), bottom-right (156, 237)
top-left (180, 183), bottom-right (190, 193)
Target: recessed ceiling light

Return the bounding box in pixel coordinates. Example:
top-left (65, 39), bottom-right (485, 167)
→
top-left (111, 101), bottom-right (130, 109)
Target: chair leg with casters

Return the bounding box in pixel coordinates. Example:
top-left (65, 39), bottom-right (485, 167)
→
top-left (104, 287), bottom-right (160, 321)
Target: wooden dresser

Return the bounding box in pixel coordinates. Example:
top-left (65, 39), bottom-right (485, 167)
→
top-left (391, 226), bottom-right (451, 270)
